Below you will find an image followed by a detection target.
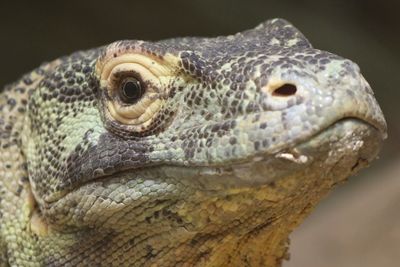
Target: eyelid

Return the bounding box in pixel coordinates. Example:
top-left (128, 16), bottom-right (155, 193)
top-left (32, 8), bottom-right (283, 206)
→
top-left (110, 93), bottom-right (161, 121)
top-left (98, 54), bottom-right (172, 82)
top-left (106, 62), bottom-right (158, 91)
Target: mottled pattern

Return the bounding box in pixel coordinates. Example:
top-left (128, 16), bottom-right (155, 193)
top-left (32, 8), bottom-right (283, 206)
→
top-left (0, 19), bottom-right (386, 266)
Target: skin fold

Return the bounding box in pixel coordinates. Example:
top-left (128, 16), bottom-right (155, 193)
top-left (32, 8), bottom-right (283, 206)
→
top-left (0, 19), bottom-right (386, 266)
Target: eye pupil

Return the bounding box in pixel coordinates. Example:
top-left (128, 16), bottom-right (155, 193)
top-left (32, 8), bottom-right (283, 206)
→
top-left (120, 78), bottom-right (143, 103)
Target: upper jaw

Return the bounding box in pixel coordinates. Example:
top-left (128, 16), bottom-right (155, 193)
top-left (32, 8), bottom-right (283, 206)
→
top-left (154, 117), bottom-right (384, 189)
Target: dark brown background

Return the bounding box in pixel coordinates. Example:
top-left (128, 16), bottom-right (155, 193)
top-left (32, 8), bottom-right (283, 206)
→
top-left (0, 1), bottom-right (399, 266)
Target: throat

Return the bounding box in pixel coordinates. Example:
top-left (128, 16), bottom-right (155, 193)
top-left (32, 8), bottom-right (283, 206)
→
top-left (38, 181), bottom-right (331, 267)
top-left (41, 212), bottom-right (296, 266)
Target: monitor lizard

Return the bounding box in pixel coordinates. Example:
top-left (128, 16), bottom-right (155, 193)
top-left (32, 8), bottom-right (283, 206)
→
top-left (0, 18), bottom-right (387, 266)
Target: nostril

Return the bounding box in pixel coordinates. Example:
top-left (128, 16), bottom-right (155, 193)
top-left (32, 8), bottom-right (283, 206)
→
top-left (272, 84), bottom-right (297, 97)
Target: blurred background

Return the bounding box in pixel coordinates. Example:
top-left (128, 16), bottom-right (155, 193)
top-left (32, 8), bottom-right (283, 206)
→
top-left (0, 1), bottom-right (398, 266)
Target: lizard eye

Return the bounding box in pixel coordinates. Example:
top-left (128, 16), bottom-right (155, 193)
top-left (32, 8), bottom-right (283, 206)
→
top-left (97, 55), bottom-right (166, 129)
top-left (96, 49), bottom-right (179, 134)
top-left (119, 77), bottom-right (144, 104)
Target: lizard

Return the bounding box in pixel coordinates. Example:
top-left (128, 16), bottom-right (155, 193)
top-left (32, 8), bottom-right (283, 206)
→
top-left (0, 18), bottom-right (387, 266)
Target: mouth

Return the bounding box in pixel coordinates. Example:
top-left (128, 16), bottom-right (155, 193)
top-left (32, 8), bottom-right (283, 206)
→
top-left (65, 117), bottom-right (385, 195)
top-left (41, 116), bottom-right (385, 230)
top-left (44, 112), bottom-right (385, 207)
top-left (150, 117), bottom-right (385, 189)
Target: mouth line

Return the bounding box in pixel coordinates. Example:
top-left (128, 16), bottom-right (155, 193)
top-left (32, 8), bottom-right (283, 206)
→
top-left (153, 116), bottom-right (384, 180)
top-left (176, 115), bottom-right (385, 168)
top-left (45, 116), bottom-right (383, 206)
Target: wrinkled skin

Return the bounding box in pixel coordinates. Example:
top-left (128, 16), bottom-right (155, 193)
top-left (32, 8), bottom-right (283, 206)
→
top-left (0, 19), bottom-right (386, 266)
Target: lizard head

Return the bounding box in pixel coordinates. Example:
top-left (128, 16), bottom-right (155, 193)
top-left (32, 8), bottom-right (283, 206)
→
top-left (23, 18), bottom-right (386, 263)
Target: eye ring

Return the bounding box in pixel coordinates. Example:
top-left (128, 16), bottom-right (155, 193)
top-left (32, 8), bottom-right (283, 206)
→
top-left (119, 77), bottom-right (144, 104)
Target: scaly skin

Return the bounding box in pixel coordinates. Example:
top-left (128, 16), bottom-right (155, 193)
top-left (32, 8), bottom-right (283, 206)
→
top-left (0, 19), bottom-right (386, 266)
